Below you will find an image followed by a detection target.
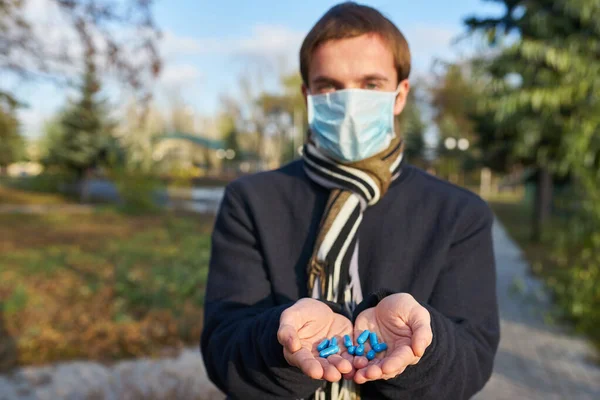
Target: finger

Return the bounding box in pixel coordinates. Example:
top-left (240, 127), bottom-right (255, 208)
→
top-left (353, 365), bottom-right (380, 384)
top-left (365, 362), bottom-right (383, 380)
top-left (343, 371), bottom-right (355, 381)
top-left (409, 308), bottom-right (433, 357)
top-left (327, 354), bottom-right (353, 374)
top-left (380, 345), bottom-right (416, 376)
top-left (353, 360), bottom-right (383, 384)
top-left (353, 367), bottom-right (369, 385)
top-left (340, 351), bottom-right (354, 365)
top-left (317, 358), bottom-right (342, 382)
top-left (277, 323), bottom-right (301, 353)
top-left (353, 356), bottom-right (369, 370)
top-left (341, 352), bottom-right (356, 380)
top-left (381, 366), bottom-right (406, 380)
top-left (289, 348), bottom-right (323, 379)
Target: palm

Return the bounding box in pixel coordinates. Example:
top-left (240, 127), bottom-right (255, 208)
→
top-left (354, 306), bottom-right (415, 362)
top-left (298, 312), bottom-right (353, 356)
top-left (278, 299), bottom-right (354, 382)
top-left (352, 293), bottom-right (432, 384)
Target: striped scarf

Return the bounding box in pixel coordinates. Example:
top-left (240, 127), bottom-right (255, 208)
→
top-left (302, 137), bottom-right (405, 400)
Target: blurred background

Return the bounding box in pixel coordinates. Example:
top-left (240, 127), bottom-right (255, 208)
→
top-left (0, 0), bottom-right (599, 399)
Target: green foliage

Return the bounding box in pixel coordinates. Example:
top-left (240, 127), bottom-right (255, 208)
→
top-left (542, 176), bottom-right (600, 348)
top-left (44, 61), bottom-right (118, 178)
top-left (3, 284), bottom-right (28, 315)
top-left (467, 0), bottom-right (600, 175)
top-left (112, 225), bottom-right (211, 312)
top-left (472, 0), bottom-right (600, 350)
top-left (112, 171), bottom-right (163, 214)
top-left (398, 87), bottom-right (427, 164)
top-left (0, 99), bottom-right (25, 169)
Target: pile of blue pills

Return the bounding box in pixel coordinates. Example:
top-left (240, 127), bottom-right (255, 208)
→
top-left (317, 330), bottom-right (388, 361)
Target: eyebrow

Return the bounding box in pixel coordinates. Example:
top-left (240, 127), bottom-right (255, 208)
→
top-left (311, 76), bottom-right (344, 87)
top-left (311, 74), bottom-right (390, 86)
top-left (362, 74), bottom-right (389, 82)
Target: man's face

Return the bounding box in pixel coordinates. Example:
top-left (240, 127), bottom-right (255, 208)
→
top-left (302, 33), bottom-right (409, 116)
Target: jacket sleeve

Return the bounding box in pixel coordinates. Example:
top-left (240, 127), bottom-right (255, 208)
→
top-left (355, 202), bottom-right (500, 400)
top-left (200, 184), bottom-right (323, 400)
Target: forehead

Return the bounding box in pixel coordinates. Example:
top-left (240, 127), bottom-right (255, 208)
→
top-left (308, 33), bottom-right (396, 82)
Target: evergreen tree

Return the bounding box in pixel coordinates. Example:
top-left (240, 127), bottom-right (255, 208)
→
top-left (467, 0), bottom-right (600, 240)
top-left (46, 60), bottom-right (116, 178)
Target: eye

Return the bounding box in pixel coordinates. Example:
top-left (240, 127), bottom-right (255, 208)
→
top-left (365, 82), bottom-right (380, 90)
top-left (316, 84), bottom-right (335, 94)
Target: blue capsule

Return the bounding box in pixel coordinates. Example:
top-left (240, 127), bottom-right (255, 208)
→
top-left (357, 330), bottom-right (370, 345)
top-left (331, 337), bottom-right (337, 347)
top-left (366, 349), bottom-right (376, 360)
top-left (317, 339), bottom-right (330, 352)
top-left (373, 343), bottom-right (388, 353)
top-left (369, 332), bottom-right (378, 347)
top-left (343, 335), bottom-right (352, 348)
top-left (319, 345), bottom-right (340, 358)
top-left (347, 345), bottom-right (356, 355)
top-left (355, 344), bottom-right (365, 356)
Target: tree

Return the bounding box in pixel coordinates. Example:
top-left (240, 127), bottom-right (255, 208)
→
top-left (114, 99), bottom-right (166, 174)
top-left (1, 0), bottom-right (161, 105)
top-left (45, 60), bottom-right (116, 178)
top-left (430, 64), bottom-right (477, 141)
top-left (257, 73), bottom-right (307, 165)
top-left (220, 114), bottom-right (240, 160)
top-left (0, 98), bottom-right (24, 174)
top-left (466, 0), bottom-right (600, 241)
top-left (398, 86), bottom-right (427, 165)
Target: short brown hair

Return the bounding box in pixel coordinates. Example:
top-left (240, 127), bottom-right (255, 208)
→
top-left (300, 2), bottom-right (411, 86)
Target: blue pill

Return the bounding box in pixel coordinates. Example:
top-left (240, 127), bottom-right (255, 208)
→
top-left (317, 339), bottom-right (330, 352)
top-left (369, 332), bottom-right (378, 347)
top-left (366, 349), bottom-right (376, 360)
top-left (356, 331), bottom-right (370, 344)
top-left (347, 345), bottom-right (356, 355)
top-left (373, 343), bottom-right (388, 353)
top-left (331, 337), bottom-right (337, 347)
top-left (319, 345), bottom-right (340, 358)
top-left (357, 330), bottom-right (370, 345)
top-left (343, 335), bottom-right (352, 348)
top-left (355, 344), bottom-right (365, 356)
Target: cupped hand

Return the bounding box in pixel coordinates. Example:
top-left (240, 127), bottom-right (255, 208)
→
top-left (278, 298), bottom-right (354, 382)
top-left (352, 293), bottom-right (433, 384)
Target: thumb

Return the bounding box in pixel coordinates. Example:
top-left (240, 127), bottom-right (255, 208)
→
top-left (278, 323), bottom-right (302, 353)
top-left (409, 307), bottom-right (432, 357)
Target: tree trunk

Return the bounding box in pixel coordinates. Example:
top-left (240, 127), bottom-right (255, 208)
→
top-left (531, 166), bottom-right (553, 242)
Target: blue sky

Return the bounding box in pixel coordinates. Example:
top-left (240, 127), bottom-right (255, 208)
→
top-left (14, 0), bottom-right (504, 138)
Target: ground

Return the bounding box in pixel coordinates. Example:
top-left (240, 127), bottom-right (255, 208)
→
top-left (474, 222), bottom-right (600, 400)
top-left (0, 200), bottom-right (214, 368)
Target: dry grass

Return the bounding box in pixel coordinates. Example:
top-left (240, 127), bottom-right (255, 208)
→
top-left (0, 207), bottom-right (214, 369)
top-left (0, 185), bottom-right (68, 205)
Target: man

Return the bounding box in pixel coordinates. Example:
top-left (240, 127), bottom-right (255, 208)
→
top-left (201, 2), bottom-right (499, 399)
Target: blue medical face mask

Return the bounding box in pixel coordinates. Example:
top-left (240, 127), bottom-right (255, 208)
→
top-left (307, 87), bottom-right (399, 163)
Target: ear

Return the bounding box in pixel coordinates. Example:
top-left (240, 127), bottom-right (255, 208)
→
top-left (393, 79), bottom-right (410, 116)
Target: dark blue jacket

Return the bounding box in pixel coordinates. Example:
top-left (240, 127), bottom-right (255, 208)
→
top-left (201, 160), bottom-right (499, 399)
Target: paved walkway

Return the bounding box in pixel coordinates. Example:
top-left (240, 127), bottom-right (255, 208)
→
top-left (474, 221), bottom-right (600, 400)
